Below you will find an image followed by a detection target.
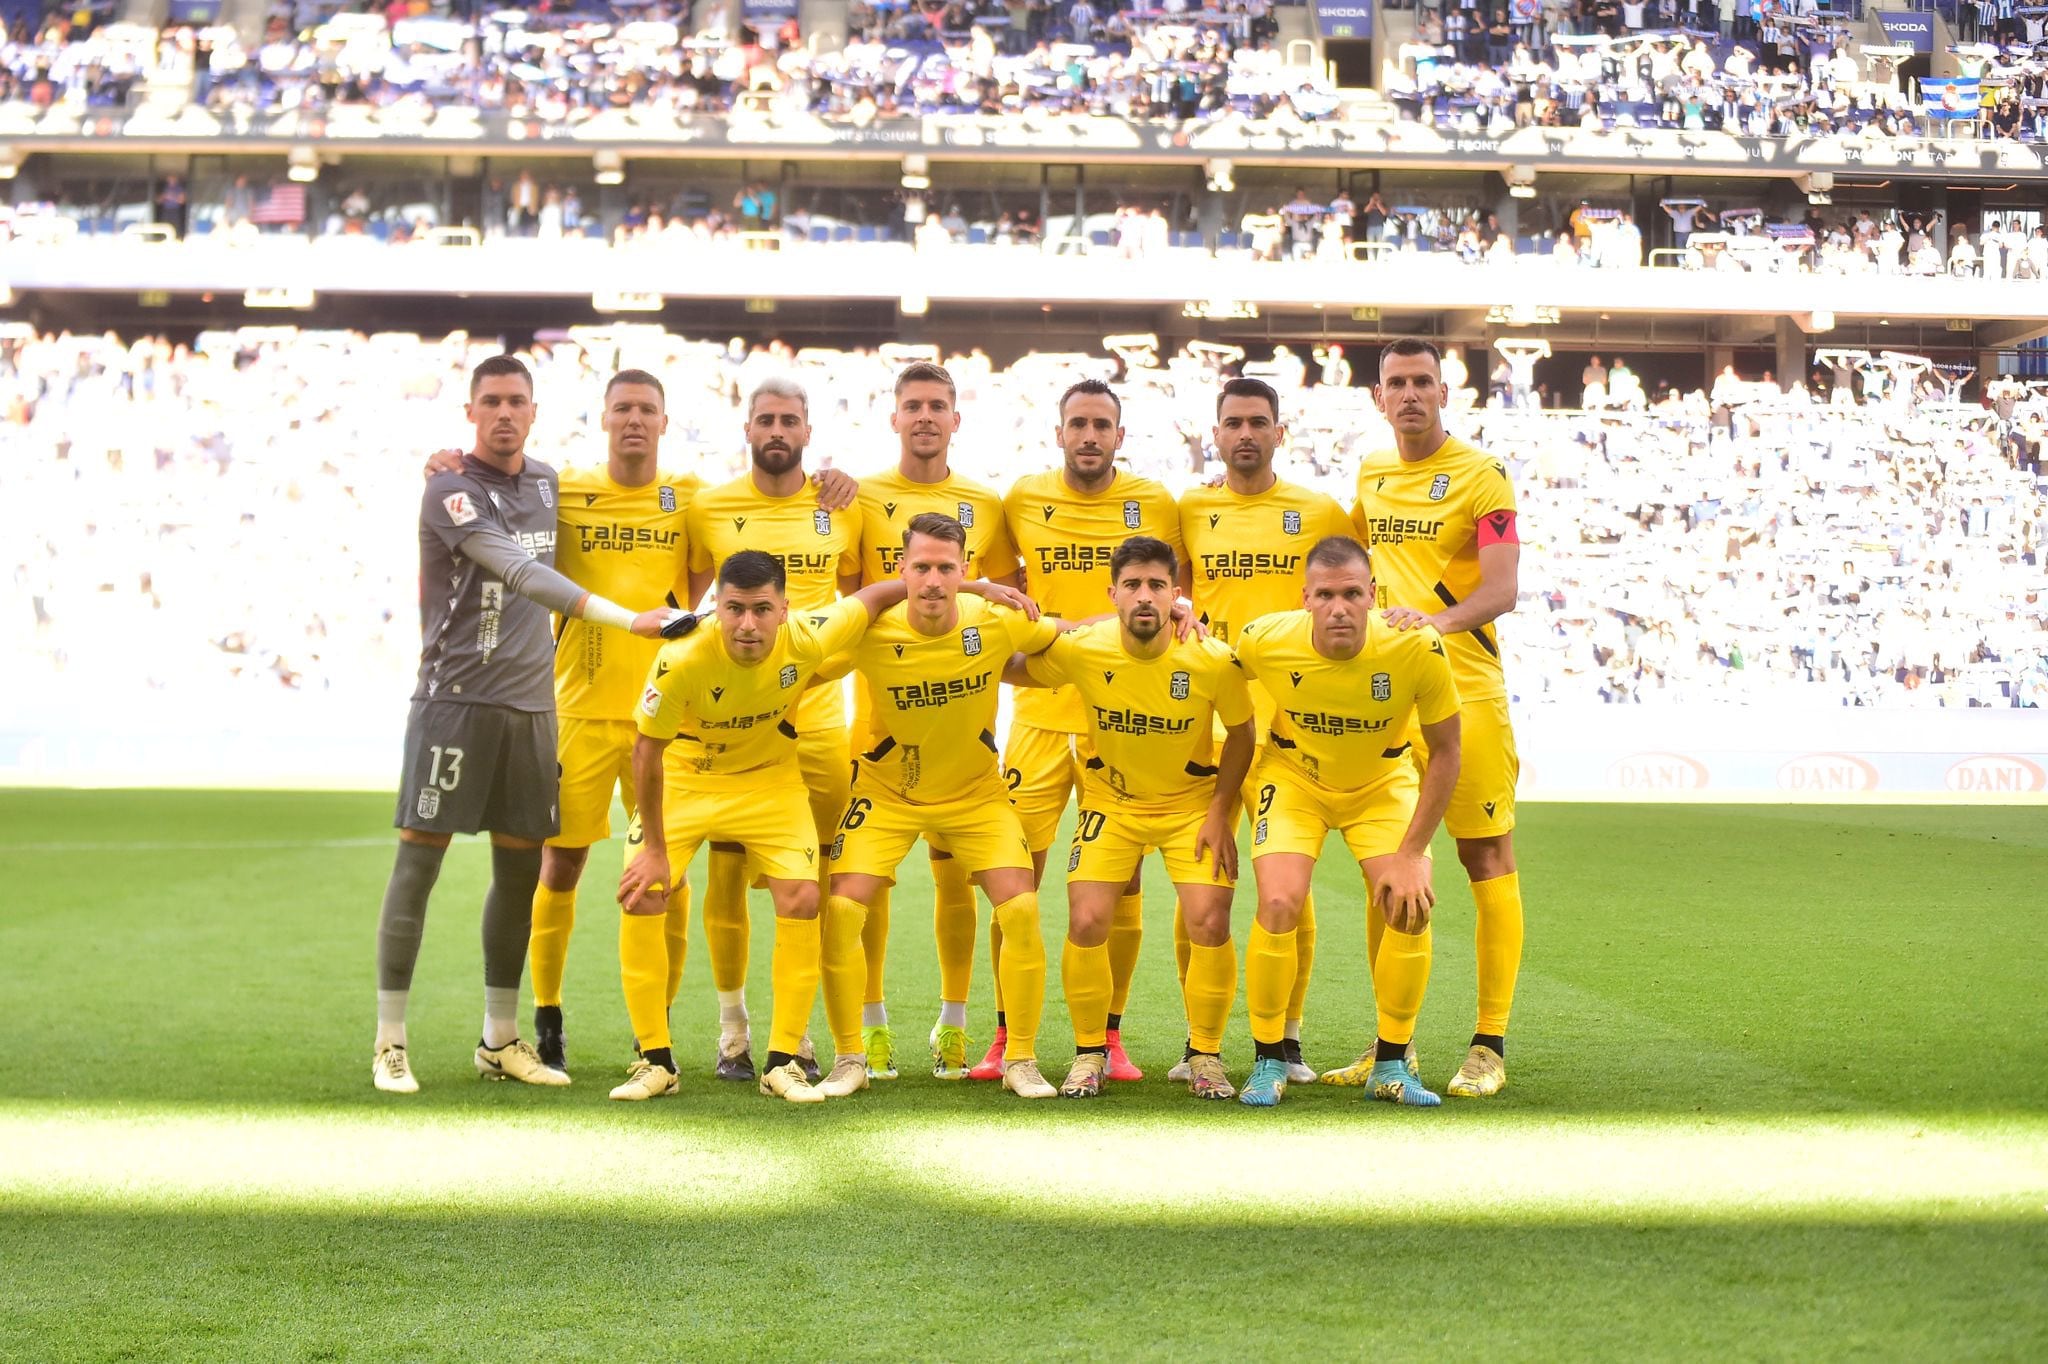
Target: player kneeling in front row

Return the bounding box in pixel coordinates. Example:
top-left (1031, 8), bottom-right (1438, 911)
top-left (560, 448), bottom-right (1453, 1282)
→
top-left (817, 513), bottom-right (1065, 1099)
top-left (617, 550), bottom-right (923, 1103)
top-left (1234, 535), bottom-right (1462, 1109)
top-left (1003, 536), bottom-right (1254, 1100)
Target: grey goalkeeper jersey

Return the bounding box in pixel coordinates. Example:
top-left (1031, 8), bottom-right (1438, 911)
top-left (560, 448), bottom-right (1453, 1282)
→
top-left (415, 453), bottom-right (562, 712)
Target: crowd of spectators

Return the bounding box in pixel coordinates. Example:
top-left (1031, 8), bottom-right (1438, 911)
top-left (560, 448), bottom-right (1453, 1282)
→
top-left (5, 324), bottom-right (2042, 724)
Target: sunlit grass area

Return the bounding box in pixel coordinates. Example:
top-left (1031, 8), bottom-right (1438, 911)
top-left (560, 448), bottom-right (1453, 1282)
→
top-left (2, 793), bottom-right (2044, 1359)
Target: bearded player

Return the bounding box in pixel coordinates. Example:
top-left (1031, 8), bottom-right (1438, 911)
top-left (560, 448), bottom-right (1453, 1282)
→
top-left (685, 377), bottom-right (863, 1083)
top-left (848, 361), bottom-right (1018, 1081)
top-left (984, 378), bottom-right (1182, 1082)
top-left (1174, 376), bottom-right (1351, 1085)
top-left (1341, 336), bottom-right (1523, 1100)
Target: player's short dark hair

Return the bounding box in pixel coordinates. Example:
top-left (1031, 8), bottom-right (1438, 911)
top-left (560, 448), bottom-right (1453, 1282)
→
top-left (1111, 535), bottom-right (1178, 581)
top-left (1377, 337), bottom-right (1442, 378)
top-left (1216, 377), bottom-right (1280, 420)
top-left (1303, 535), bottom-right (1370, 574)
top-left (717, 549), bottom-right (786, 594)
top-left (470, 354), bottom-right (532, 396)
top-left (605, 369), bottom-right (665, 404)
top-left (1058, 377), bottom-right (1122, 422)
top-left (903, 511), bottom-right (966, 553)
top-left (894, 361), bottom-right (956, 401)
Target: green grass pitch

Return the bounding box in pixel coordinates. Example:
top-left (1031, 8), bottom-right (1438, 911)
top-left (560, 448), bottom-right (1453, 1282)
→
top-left (2, 790), bottom-right (2044, 1361)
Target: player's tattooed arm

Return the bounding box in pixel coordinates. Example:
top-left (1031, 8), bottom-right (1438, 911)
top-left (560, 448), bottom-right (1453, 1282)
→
top-left (619, 734), bottom-right (673, 914)
top-left (812, 467), bottom-right (858, 511)
top-left (1373, 711), bottom-right (1462, 932)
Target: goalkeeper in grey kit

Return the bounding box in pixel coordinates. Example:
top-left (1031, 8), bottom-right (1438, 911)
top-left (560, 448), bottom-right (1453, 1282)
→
top-left (371, 354), bottom-right (684, 1094)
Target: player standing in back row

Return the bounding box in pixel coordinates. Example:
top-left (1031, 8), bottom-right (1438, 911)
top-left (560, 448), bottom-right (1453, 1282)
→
top-left (372, 355), bottom-right (676, 1094)
top-left (988, 378), bottom-right (1182, 1082)
top-left (1345, 337), bottom-right (1525, 1099)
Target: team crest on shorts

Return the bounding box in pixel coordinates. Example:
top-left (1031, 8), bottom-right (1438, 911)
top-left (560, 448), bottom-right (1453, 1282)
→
top-left (780, 665), bottom-right (798, 688)
top-left (813, 509), bottom-right (833, 536)
top-left (830, 834), bottom-right (845, 861)
top-left (1122, 500), bottom-right (1142, 530)
top-left (1372, 672), bottom-right (1392, 702)
top-left (1282, 510), bottom-right (1302, 535)
top-left (537, 479), bottom-right (553, 509)
top-left (659, 486), bottom-right (677, 513)
top-left (1170, 670), bottom-right (1190, 700)
top-left (956, 501), bottom-right (975, 529)
top-left (1428, 474), bottom-right (1451, 501)
top-left (961, 626), bottom-right (983, 656)
top-left (1254, 817), bottom-right (1268, 846)
top-left (416, 787), bottom-right (441, 820)
top-left (1068, 843), bottom-right (1083, 873)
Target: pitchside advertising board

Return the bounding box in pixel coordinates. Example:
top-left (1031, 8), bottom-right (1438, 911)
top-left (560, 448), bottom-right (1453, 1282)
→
top-left (1516, 706), bottom-right (2048, 799)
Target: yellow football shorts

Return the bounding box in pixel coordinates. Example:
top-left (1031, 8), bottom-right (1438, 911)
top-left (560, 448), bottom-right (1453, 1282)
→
top-left (799, 724), bottom-right (853, 837)
top-left (1410, 693), bottom-right (1518, 840)
top-left (551, 716), bottom-right (637, 847)
top-left (1067, 789), bottom-right (1234, 889)
top-left (1248, 758), bottom-right (1418, 864)
top-left (829, 773), bottom-right (1033, 885)
top-left (1003, 722), bottom-right (1083, 852)
top-left (660, 768), bottom-right (820, 884)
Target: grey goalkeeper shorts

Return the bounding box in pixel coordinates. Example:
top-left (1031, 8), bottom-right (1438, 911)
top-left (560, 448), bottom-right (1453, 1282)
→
top-left (394, 699), bottom-right (560, 841)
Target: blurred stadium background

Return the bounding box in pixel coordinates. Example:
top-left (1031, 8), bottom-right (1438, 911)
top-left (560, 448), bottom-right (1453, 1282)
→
top-left (4, 0), bottom-right (2046, 790)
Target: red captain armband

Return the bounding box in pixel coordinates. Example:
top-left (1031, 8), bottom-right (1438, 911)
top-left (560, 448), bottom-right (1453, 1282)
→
top-left (1476, 510), bottom-right (1520, 547)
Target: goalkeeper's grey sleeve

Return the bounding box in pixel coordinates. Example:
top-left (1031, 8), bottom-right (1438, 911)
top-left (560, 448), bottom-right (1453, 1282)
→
top-left (457, 525), bottom-right (591, 616)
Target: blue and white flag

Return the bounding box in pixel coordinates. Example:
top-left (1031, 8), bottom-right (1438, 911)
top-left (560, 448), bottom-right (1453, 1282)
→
top-left (1922, 77), bottom-right (1982, 119)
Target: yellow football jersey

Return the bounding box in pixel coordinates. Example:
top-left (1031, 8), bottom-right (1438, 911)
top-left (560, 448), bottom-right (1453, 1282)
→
top-left (855, 467), bottom-right (1019, 583)
top-left (841, 595), bottom-right (1059, 804)
top-left (1002, 468), bottom-right (1183, 733)
top-left (1352, 435), bottom-right (1518, 703)
top-left (636, 598), bottom-right (870, 787)
top-left (687, 473), bottom-right (863, 728)
top-left (1232, 609), bottom-right (1460, 794)
top-left (552, 466), bottom-right (698, 721)
top-left (1025, 620), bottom-right (1252, 812)
top-left (1178, 479), bottom-right (1351, 645)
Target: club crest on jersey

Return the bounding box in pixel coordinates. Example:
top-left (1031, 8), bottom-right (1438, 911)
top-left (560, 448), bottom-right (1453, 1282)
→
top-left (442, 492), bottom-right (477, 526)
top-left (961, 627), bottom-right (983, 656)
top-left (1122, 500), bottom-right (1141, 530)
top-left (1170, 670), bottom-right (1191, 700)
top-left (1282, 510), bottom-right (1302, 535)
top-left (537, 479), bottom-right (553, 509)
top-left (780, 665), bottom-right (798, 688)
top-left (956, 501), bottom-right (975, 529)
top-left (813, 510), bottom-right (832, 536)
top-left (659, 486), bottom-right (677, 513)
top-left (1372, 672), bottom-right (1392, 702)
top-left (1428, 474), bottom-right (1451, 502)
top-left (416, 787), bottom-right (441, 820)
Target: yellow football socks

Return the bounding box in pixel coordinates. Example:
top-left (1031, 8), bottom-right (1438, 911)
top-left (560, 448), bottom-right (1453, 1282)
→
top-left (618, 908), bottom-right (671, 1053)
top-left (1183, 939), bottom-right (1237, 1055)
top-left (1106, 890), bottom-right (1144, 1016)
top-left (992, 893), bottom-right (1045, 1060)
top-left (1287, 890), bottom-right (1317, 1027)
top-left (527, 884), bottom-right (575, 1008)
top-left (1172, 900), bottom-right (1192, 987)
top-left (769, 913), bottom-right (822, 1056)
top-left (932, 856), bottom-right (977, 1005)
top-left (863, 886), bottom-right (891, 1006)
top-left (703, 849), bottom-right (751, 994)
top-left (820, 895), bottom-right (868, 1057)
top-left (1245, 921), bottom-right (1297, 1046)
top-left (1374, 922), bottom-right (1433, 1046)
top-left (663, 883), bottom-right (690, 1007)
top-left (1472, 872), bottom-right (1524, 1036)
top-left (1062, 937), bottom-right (1112, 1047)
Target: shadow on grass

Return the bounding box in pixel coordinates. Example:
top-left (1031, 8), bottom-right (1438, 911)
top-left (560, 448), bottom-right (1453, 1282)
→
top-left (1, 1204), bottom-right (2042, 1361)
